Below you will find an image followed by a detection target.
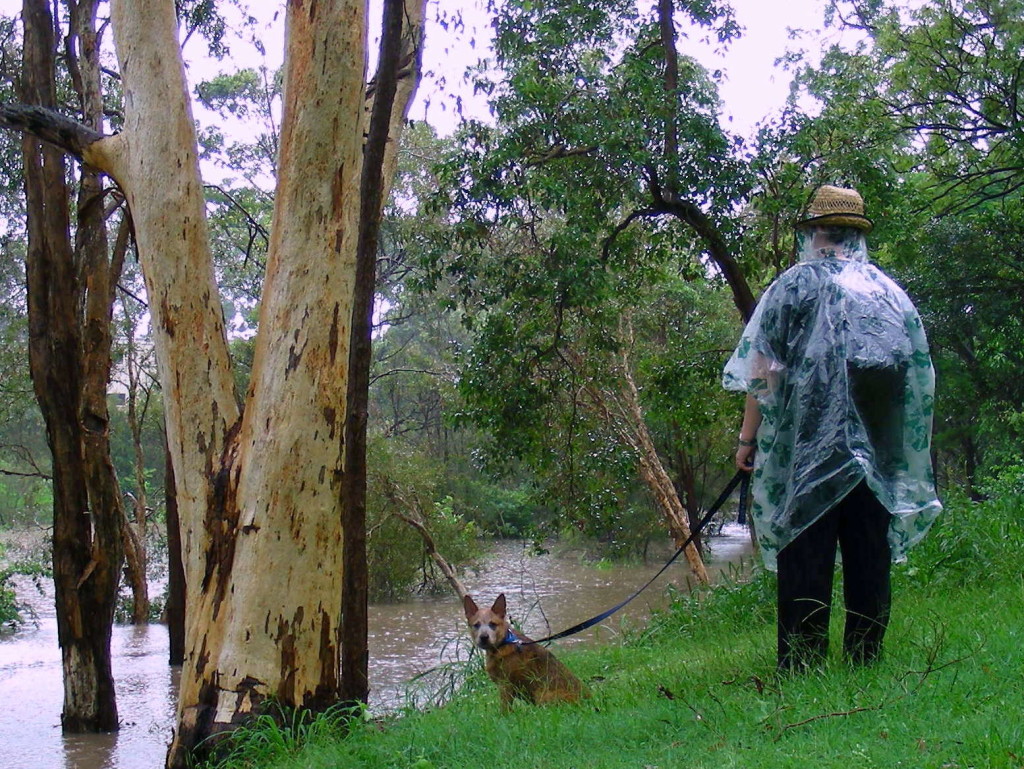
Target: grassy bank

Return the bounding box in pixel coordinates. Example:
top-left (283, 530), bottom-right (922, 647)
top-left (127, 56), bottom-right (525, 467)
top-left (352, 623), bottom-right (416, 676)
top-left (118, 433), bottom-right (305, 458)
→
top-left (205, 475), bottom-right (1024, 769)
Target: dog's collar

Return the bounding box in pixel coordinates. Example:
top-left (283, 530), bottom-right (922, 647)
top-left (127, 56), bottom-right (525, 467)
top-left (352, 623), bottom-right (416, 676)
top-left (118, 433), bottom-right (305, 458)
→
top-left (500, 628), bottom-right (521, 647)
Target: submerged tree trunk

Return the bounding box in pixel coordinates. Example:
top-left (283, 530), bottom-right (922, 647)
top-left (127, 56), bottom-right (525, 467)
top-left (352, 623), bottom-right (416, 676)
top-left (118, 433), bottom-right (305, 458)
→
top-left (121, 493), bottom-right (149, 624)
top-left (20, 0), bottom-right (124, 733)
top-left (122, 288), bottom-right (153, 624)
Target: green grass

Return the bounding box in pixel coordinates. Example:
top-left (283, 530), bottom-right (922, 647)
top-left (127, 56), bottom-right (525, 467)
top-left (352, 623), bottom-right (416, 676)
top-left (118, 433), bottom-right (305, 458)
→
top-left (202, 481), bottom-right (1024, 769)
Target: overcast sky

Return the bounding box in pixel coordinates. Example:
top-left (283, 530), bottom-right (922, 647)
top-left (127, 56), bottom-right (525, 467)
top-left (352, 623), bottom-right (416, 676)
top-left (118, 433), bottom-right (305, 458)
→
top-left (690, 0), bottom-right (831, 133)
top-left (407, 0), bottom-right (834, 137)
top-left (0, 0), bottom-right (835, 138)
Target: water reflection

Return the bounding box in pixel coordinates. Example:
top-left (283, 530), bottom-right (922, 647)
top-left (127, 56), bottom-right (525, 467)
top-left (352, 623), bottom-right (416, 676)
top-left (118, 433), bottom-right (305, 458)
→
top-left (0, 577), bottom-right (178, 769)
top-left (0, 525), bottom-right (751, 769)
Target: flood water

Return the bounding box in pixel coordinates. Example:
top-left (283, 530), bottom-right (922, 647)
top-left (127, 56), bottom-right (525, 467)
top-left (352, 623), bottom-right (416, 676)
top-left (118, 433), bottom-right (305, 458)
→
top-left (0, 526), bottom-right (751, 769)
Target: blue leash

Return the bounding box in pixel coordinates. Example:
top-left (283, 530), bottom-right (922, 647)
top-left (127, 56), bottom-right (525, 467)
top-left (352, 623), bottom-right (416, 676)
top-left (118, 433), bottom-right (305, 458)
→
top-left (521, 471), bottom-right (751, 646)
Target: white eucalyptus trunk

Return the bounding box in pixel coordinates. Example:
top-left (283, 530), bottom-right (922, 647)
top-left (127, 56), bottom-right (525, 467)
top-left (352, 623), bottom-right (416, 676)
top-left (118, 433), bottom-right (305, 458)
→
top-left (213, 0), bottom-right (369, 715)
top-left (79, 0), bottom-right (424, 763)
top-left (85, 0), bottom-right (238, 758)
top-left (86, 0), bottom-right (239, 505)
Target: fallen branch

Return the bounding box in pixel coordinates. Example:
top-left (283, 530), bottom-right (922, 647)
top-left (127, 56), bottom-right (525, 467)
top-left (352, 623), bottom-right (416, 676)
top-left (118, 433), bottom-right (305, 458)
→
top-left (780, 704), bottom-right (882, 733)
top-left (393, 509), bottom-right (468, 600)
top-left (383, 480), bottom-right (468, 600)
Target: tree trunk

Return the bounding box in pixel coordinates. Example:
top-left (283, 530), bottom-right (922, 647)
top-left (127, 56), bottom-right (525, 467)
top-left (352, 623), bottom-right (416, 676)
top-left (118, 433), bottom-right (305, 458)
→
top-left (672, 450), bottom-right (704, 555)
top-left (21, 0), bottom-right (124, 733)
top-left (120, 493), bottom-right (150, 624)
top-left (658, 0), bottom-right (679, 185)
top-left (123, 301), bottom-right (152, 624)
top-left (653, 0), bottom-right (756, 322)
top-left (572, 339), bottom-right (709, 584)
top-left (963, 432), bottom-right (982, 501)
top-left (164, 447), bottom-right (185, 666)
top-left (85, 0), bottom-right (423, 763)
top-left (90, 1), bottom-right (251, 761)
top-left (113, 214), bottom-right (154, 625)
top-left (341, 0), bottom-right (425, 706)
top-left (662, 198), bottom-right (756, 322)
top-left (630, 416), bottom-right (710, 584)
top-left (6, 0), bottom-right (424, 759)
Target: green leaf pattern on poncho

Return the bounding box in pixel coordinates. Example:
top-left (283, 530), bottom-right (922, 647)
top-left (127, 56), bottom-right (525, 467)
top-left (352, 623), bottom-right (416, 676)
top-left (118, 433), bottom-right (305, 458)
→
top-left (723, 235), bottom-right (942, 571)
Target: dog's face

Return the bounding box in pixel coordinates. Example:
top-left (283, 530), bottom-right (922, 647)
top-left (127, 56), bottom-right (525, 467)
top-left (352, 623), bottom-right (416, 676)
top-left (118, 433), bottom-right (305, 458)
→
top-left (464, 593), bottom-right (509, 652)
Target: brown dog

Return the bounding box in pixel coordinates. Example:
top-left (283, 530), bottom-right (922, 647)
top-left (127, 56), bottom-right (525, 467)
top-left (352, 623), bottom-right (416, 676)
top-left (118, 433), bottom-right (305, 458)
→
top-left (463, 593), bottom-right (587, 710)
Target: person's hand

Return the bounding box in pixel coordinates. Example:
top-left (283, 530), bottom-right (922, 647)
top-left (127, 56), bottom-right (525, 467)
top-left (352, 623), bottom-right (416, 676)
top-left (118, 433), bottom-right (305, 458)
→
top-left (735, 440), bottom-right (756, 472)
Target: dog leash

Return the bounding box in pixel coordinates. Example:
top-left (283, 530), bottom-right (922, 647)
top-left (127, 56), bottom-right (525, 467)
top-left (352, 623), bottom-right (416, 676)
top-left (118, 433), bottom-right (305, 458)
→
top-left (519, 470), bottom-right (750, 646)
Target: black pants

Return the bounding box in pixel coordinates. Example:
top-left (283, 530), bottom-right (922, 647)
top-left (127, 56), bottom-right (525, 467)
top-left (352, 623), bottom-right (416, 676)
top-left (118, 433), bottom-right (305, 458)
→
top-left (776, 481), bottom-right (891, 670)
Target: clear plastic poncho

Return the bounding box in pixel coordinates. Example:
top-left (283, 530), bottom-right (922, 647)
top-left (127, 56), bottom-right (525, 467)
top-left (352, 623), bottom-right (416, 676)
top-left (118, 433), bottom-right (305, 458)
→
top-left (723, 227), bottom-right (942, 570)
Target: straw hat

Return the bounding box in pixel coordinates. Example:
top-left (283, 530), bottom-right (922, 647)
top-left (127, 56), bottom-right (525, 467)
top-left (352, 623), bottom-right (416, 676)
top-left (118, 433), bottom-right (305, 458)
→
top-left (795, 185), bottom-right (873, 232)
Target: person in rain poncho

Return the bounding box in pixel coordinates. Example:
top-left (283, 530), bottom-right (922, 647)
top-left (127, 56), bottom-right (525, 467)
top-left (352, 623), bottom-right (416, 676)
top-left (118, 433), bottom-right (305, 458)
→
top-left (723, 185), bottom-right (942, 670)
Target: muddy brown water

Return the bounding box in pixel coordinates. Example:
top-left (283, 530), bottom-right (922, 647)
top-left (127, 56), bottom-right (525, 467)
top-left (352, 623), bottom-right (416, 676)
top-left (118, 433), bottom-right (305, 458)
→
top-left (0, 526), bottom-right (751, 769)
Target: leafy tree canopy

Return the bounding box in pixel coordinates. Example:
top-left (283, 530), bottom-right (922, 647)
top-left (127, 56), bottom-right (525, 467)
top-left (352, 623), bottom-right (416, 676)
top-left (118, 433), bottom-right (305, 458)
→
top-left (796, 0), bottom-right (1024, 214)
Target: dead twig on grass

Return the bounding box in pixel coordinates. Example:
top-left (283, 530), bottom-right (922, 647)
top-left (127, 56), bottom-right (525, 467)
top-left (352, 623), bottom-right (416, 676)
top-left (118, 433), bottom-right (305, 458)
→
top-left (779, 703), bottom-right (883, 733)
top-left (770, 621), bottom-right (975, 739)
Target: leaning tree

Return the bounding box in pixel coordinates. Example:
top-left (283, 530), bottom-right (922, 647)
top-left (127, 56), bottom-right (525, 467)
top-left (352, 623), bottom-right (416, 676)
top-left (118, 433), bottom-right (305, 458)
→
top-left (427, 0), bottom-right (757, 578)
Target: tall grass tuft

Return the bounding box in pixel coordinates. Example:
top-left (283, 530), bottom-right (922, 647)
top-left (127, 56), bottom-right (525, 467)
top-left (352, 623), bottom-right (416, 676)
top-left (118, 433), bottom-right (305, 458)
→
top-left (901, 463), bottom-right (1024, 589)
top-left (197, 700), bottom-right (363, 769)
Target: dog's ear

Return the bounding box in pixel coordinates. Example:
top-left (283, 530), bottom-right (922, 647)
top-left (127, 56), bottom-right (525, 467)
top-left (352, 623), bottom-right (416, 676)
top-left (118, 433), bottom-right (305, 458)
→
top-left (463, 594), bottom-right (478, 621)
top-left (491, 593), bottom-right (506, 617)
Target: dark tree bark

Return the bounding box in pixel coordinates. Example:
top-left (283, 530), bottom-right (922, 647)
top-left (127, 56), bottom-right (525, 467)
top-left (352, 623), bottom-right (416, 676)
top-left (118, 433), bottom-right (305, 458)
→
top-left (672, 448), bottom-right (704, 555)
top-left (8, 0), bottom-right (426, 756)
top-left (653, 0), bottom-right (756, 322)
top-left (658, 0), bottom-right (680, 185)
top-left (340, 0), bottom-right (407, 706)
top-left (20, 0), bottom-right (124, 733)
top-left (660, 197), bottom-right (756, 321)
top-left (164, 447), bottom-right (185, 665)
top-left (121, 512), bottom-right (149, 623)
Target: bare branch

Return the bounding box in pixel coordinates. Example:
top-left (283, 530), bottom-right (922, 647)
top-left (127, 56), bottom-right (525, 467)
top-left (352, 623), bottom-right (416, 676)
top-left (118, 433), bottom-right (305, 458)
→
top-left (0, 467), bottom-right (52, 480)
top-left (204, 183), bottom-right (271, 251)
top-left (383, 479), bottom-right (468, 600)
top-left (0, 103), bottom-right (104, 159)
top-left (601, 207), bottom-right (660, 263)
